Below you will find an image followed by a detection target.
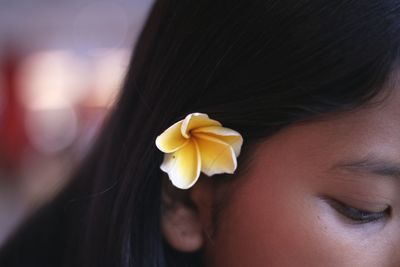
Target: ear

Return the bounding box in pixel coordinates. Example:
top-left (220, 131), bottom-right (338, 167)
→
top-left (161, 175), bottom-right (214, 252)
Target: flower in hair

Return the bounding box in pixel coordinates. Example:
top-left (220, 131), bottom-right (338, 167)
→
top-left (155, 112), bottom-right (243, 189)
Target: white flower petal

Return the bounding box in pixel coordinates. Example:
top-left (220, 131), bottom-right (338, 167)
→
top-left (181, 113), bottom-right (221, 138)
top-left (155, 120), bottom-right (189, 153)
top-left (192, 126), bottom-right (243, 156)
top-left (159, 139), bottom-right (201, 189)
top-left (194, 133), bottom-right (237, 176)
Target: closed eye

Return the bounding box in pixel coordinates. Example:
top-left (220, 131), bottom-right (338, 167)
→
top-left (324, 198), bottom-right (391, 224)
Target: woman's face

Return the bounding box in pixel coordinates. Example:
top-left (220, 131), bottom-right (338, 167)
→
top-left (205, 89), bottom-right (400, 266)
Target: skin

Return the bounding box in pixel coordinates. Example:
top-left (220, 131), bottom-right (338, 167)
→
top-left (199, 84), bottom-right (400, 266)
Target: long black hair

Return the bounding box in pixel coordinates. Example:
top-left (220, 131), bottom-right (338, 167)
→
top-left (1, 0), bottom-right (400, 266)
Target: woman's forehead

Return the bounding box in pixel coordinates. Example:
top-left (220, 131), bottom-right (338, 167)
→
top-left (253, 85), bottom-right (400, 171)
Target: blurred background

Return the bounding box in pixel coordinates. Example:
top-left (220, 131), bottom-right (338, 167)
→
top-left (0, 0), bottom-right (152, 245)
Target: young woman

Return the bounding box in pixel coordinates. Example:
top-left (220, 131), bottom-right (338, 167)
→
top-left (1, 0), bottom-right (400, 266)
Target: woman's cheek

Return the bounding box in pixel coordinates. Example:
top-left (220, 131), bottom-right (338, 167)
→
top-left (309, 198), bottom-right (389, 266)
top-left (205, 180), bottom-right (323, 266)
top-left (207, 181), bottom-right (386, 267)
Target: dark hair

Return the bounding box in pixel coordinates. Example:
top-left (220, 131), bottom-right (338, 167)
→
top-left (1, 0), bottom-right (400, 266)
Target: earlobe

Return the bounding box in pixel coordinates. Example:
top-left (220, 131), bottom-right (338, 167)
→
top-left (161, 175), bottom-right (215, 252)
top-left (161, 201), bottom-right (204, 252)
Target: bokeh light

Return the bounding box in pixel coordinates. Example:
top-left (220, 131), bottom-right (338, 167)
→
top-left (89, 48), bottom-right (131, 107)
top-left (24, 106), bottom-right (78, 155)
top-left (73, 2), bottom-right (129, 51)
top-left (17, 50), bottom-right (89, 110)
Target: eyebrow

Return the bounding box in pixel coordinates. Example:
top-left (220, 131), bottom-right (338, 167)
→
top-left (331, 156), bottom-right (400, 179)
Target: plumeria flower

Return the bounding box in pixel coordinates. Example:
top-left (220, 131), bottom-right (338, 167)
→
top-left (155, 112), bottom-right (243, 189)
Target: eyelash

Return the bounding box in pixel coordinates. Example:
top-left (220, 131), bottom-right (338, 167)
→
top-left (327, 199), bottom-right (391, 224)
